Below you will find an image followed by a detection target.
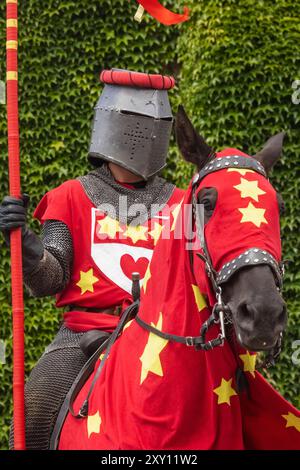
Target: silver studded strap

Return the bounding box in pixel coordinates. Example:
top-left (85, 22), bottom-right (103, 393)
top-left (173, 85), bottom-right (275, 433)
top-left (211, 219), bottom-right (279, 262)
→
top-left (198, 155), bottom-right (267, 180)
top-left (216, 247), bottom-right (283, 289)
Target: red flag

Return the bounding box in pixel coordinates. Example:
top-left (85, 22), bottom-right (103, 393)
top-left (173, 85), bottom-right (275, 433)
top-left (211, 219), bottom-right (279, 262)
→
top-left (136, 1), bottom-right (189, 25)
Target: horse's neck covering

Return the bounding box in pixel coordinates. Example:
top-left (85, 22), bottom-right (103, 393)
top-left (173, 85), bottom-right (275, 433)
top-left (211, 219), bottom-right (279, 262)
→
top-left (137, 146), bottom-right (281, 315)
top-left (138, 179), bottom-right (210, 337)
top-left (194, 148), bottom-right (282, 307)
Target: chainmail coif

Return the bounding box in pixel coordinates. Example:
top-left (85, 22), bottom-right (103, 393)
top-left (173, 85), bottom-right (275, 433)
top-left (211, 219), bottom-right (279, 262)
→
top-left (78, 164), bottom-right (175, 225)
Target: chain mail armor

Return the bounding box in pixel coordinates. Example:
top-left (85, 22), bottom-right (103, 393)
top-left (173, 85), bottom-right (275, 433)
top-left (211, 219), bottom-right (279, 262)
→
top-left (23, 220), bottom-right (73, 297)
top-left (78, 164), bottom-right (176, 225)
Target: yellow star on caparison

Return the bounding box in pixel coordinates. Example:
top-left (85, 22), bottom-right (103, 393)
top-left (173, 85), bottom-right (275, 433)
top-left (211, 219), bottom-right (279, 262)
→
top-left (142, 264), bottom-right (151, 294)
top-left (123, 319), bottom-right (133, 332)
top-left (149, 222), bottom-right (164, 245)
top-left (171, 198), bottom-right (184, 231)
top-left (239, 351), bottom-right (257, 377)
top-left (239, 202), bottom-right (268, 228)
top-left (87, 411), bottom-right (102, 438)
top-left (140, 312), bottom-right (168, 384)
top-left (76, 268), bottom-right (99, 295)
top-left (282, 412), bottom-right (300, 433)
top-left (192, 285), bottom-right (207, 311)
top-left (234, 177), bottom-right (266, 202)
top-left (213, 378), bottom-right (237, 405)
top-left (227, 168), bottom-right (255, 176)
top-left (124, 224), bottom-right (148, 244)
top-left (97, 216), bottom-right (122, 239)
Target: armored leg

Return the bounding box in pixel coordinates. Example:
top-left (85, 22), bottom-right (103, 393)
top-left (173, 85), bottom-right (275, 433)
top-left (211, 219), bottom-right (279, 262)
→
top-left (10, 326), bottom-right (86, 450)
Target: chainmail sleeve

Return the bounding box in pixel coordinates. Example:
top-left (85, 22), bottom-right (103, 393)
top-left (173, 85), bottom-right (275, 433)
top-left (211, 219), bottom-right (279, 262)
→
top-left (24, 220), bottom-right (73, 297)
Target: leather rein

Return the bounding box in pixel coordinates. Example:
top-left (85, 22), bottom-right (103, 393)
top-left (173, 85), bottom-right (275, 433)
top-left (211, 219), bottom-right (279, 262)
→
top-left (135, 155), bottom-right (286, 366)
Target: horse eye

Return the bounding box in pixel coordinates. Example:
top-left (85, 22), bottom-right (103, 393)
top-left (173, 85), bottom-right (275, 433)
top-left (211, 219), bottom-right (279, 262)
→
top-left (201, 199), bottom-right (213, 211)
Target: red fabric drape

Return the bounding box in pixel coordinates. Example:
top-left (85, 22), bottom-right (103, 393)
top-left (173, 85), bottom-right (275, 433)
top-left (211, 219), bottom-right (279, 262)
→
top-left (136, 1), bottom-right (189, 25)
top-left (100, 69), bottom-right (175, 89)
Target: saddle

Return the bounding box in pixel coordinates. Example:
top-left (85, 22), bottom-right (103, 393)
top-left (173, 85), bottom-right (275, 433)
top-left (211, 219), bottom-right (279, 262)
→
top-left (80, 330), bottom-right (111, 358)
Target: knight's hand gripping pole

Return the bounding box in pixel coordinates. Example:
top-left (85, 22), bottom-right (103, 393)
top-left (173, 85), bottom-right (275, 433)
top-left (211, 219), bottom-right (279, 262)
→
top-left (6, 0), bottom-right (26, 450)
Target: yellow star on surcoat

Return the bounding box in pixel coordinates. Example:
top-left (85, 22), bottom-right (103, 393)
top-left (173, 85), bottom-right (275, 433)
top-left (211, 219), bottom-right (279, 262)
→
top-left (239, 202), bottom-right (268, 227)
top-left (171, 199), bottom-right (184, 231)
top-left (234, 177), bottom-right (266, 202)
top-left (213, 378), bottom-right (237, 405)
top-left (239, 351), bottom-right (257, 377)
top-left (140, 312), bottom-right (168, 384)
top-left (76, 268), bottom-right (99, 295)
top-left (87, 411), bottom-right (102, 438)
top-left (282, 412), bottom-right (300, 433)
top-left (192, 285), bottom-right (207, 311)
top-left (142, 264), bottom-right (151, 294)
top-left (149, 222), bottom-right (163, 245)
top-left (97, 216), bottom-right (122, 239)
top-left (227, 168), bottom-right (255, 176)
top-left (124, 224), bottom-right (148, 244)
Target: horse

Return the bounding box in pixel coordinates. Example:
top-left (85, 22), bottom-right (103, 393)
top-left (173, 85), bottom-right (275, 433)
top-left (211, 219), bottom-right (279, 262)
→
top-left (55, 106), bottom-right (300, 449)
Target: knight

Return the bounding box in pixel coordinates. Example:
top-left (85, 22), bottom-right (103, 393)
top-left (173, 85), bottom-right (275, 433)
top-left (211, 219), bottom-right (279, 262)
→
top-left (0, 69), bottom-right (184, 449)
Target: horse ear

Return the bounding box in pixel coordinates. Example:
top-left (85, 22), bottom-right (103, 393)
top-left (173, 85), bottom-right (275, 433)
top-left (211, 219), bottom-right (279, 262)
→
top-left (175, 105), bottom-right (214, 170)
top-left (254, 132), bottom-right (285, 174)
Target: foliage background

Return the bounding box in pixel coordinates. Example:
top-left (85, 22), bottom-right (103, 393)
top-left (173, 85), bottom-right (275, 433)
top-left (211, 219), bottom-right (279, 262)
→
top-left (0, 0), bottom-right (299, 449)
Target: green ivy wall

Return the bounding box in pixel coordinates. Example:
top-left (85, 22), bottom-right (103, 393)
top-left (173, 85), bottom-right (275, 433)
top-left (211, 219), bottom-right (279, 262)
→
top-left (0, 0), bottom-right (299, 448)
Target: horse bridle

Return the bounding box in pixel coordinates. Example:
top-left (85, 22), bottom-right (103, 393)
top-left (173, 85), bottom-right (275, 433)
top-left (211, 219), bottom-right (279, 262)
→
top-left (136, 154), bottom-right (286, 366)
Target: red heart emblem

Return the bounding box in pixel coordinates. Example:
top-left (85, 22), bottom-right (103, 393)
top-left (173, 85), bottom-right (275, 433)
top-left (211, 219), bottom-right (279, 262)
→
top-left (120, 254), bottom-right (149, 280)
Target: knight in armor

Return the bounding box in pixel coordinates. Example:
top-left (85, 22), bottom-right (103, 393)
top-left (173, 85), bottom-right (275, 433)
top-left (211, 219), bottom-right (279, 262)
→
top-left (0, 69), bottom-right (184, 449)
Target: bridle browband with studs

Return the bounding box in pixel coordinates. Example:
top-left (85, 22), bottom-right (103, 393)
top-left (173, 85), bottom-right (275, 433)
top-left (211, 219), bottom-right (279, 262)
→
top-left (135, 155), bottom-right (285, 363)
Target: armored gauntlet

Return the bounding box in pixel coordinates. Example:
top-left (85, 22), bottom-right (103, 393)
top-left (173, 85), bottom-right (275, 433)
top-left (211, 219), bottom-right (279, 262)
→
top-left (0, 195), bottom-right (72, 296)
top-left (0, 195), bottom-right (44, 274)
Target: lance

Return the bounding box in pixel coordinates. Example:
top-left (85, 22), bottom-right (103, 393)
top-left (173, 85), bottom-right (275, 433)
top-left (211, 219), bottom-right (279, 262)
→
top-left (6, 0), bottom-right (25, 450)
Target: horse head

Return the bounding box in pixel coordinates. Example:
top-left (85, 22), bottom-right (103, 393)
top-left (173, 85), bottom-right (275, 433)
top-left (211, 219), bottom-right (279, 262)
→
top-left (175, 105), bottom-right (287, 353)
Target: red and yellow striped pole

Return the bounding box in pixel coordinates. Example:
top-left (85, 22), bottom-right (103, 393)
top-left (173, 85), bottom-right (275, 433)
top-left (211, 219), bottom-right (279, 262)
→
top-left (6, 0), bottom-right (25, 450)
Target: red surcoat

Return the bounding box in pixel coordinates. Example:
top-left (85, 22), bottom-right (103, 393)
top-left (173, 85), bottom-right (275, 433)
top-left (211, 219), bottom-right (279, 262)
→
top-left (34, 179), bottom-right (184, 332)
